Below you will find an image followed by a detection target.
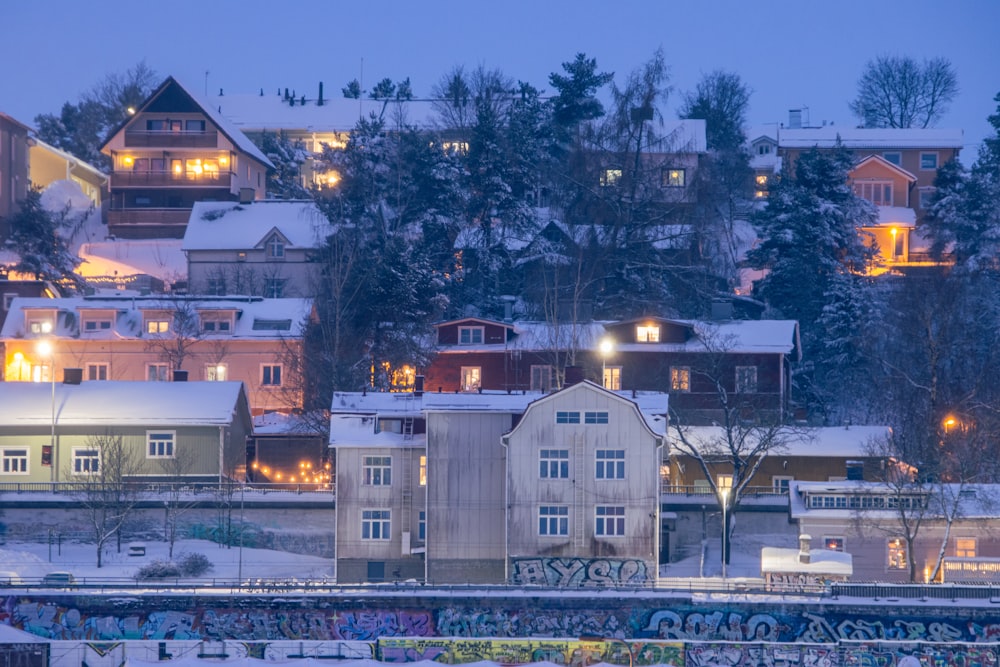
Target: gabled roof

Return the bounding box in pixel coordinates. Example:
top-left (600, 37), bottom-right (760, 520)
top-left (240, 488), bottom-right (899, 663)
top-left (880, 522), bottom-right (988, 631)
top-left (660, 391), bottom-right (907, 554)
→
top-left (100, 76), bottom-right (274, 169)
top-left (778, 127), bottom-right (963, 150)
top-left (29, 137), bottom-right (108, 180)
top-left (182, 201), bottom-right (332, 251)
top-left (434, 316), bottom-right (513, 330)
top-left (668, 425), bottom-right (891, 457)
top-left (851, 154), bottom-right (917, 182)
top-left (0, 381), bottom-right (248, 427)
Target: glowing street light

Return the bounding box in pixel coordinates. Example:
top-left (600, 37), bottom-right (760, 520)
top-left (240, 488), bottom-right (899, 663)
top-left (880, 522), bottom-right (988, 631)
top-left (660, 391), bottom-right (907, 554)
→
top-left (721, 487), bottom-right (730, 581)
top-left (599, 337), bottom-right (614, 388)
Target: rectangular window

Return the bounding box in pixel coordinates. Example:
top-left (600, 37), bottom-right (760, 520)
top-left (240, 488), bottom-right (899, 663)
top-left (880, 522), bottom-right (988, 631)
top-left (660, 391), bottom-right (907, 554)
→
top-left (205, 363), bottom-right (227, 381)
top-left (147, 363), bottom-right (168, 382)
top-left (363, 455), bottom-right (392, 486)
top-left (261, 364), bottom-right (283, 386)
top-left (266, 235), bottom-right (285, 259)
top-left (73, 448), bottom-right (100, 475)
top-left (458, 326), bottom-right (484, 345)
top-left (1, 448), bottom-right (28, 474)
top-left (83, 319), bottom-right (112, 332)
top-left (636, 324), bottom-right (660, 342)
top-left (540, 449), bottom-right (569, 479)
top-left (185, 119), bottom-right (206, 132)
top-left (585, 411), bottom-right (609, 424)
top-left (600, 169), bottom-right (622, 187)
top-left (419, 455), bottom-right (427, 486)
top-left (539, 506), bottom-right (569, 536)
top-left (736, 366), bottom-right (758, 393)
top-left (146, 319), bottom-right (169, 334)
top-left (147, 431), bottom-right (175, 459)
top-left (206, 277), bottom-right (226, 295)
top-left (773, 475), bottom-right (793, 493)
top-left (595, 506), bottom-right (626, 536)
top-left (460, 366), bottom-right (481, 392)
top-left (888, 537), bottom-right (908, 570)
top-left (418, 510), bottom-right (426, 541)
top-left (202, 318), bottom-right (232, 333)
top-left (854, 181), bottom-right (894, 206)
top-left (661, 168), bottom-right (686, 187)
top-left (603, 366), bottom-right (622, 390)
top-left (264, 278), bottom-right (285, 298)
top-left (882, 151), bottom-right (902, 166)
top-left (670, 367), bottom-right (690, 392)
top-left (361, 509), bottom-right (391, 540)
top-left (28, 319), bottom-right (53, 334)
top-left (555, 411), bottom-right (580, 424)
top-left (596, 449), bottom-right (625, 479)
top-left (32, 365), bottom-right (52, 383)
top-left (530, 365), bottom-right (554, 392)
top-left (86, 363), bottom-right (109, 381)
top-left (920, 152), bottom-right (939, 170)
top-left (824, 536), bottom-right (845, 552)
top-left (717, 474), bottom-right (734, 492)
top-left (956, 538), bottom-right (977, 558)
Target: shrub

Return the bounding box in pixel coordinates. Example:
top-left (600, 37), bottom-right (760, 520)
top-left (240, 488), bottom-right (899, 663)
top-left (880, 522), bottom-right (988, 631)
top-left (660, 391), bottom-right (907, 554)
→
top-left (178, 552), bottom-right (213, 577)
top-left (136, 560), bottom-right (181, 580)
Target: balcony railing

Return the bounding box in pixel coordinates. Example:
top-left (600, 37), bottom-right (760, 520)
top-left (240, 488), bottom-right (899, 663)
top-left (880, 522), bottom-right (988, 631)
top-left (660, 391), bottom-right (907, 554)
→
top-left (124, 130), bottom-right (219, 148)
top-left (107, 208), bottom-right (192, 228)
top-left (111, 171), bottom-right (232, 188)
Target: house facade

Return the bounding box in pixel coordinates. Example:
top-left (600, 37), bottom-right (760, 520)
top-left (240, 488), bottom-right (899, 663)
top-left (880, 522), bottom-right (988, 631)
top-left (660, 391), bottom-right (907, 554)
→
top-left (1, 295), bottom-right (312, 415)
top-left (183, 200), bottom-right (331, 298)
top-left (0, 380), bottom-right (251, 484)
top-left (0, 112), bottom-right (31, 241)
top-left (100, 77), bottom-right (273, 239)
top-left (28, 137), bottom-right (107, 207)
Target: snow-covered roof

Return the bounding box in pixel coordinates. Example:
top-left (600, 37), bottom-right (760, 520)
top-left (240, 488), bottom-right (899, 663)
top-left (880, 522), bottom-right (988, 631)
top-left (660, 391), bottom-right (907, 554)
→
top-left (0, 381), bottom-right (246, 427)
top-left (76, 239), bottom-right (186, 282)
top-left (788, 480), bottom-right (1000, 520)
top-left (212, 92), bottom-right (439, 133)
top-left (651, 119), bottom-right (707, 153)
top-left (329, 413), bottom-right (426, 449)
top-left (873, 206), bottom-right (917, 227)
top-left (669, 425), bottom-right (891, 457)
top-left (778, 127), bottom-right (964, 150)
top-left (30, 138), bottom-right (108, 180)
top-left (183, 200), bottom-right (332, 251)
top-left (1, 295), bottom-right (313, 340)
top-left (761, 546), bottom-right (853, 576)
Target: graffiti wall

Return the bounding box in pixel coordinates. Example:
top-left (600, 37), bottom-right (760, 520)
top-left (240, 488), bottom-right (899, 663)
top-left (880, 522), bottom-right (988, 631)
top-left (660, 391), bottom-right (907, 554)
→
top-left (377, 638), bottom-right (682, 666)
top-left (510, 558), bottom-right (649, 587)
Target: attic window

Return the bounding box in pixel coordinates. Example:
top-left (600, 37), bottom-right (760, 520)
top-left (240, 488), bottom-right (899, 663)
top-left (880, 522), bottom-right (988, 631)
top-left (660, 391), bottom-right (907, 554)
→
top-left (636, 324), bottom-right (660, 342)
top-left (458, 326), bottom-right (484, 345)
top-left (266, 235), bottom-right (285, 260)
top-left (252, 319), bottom-right (292, 331)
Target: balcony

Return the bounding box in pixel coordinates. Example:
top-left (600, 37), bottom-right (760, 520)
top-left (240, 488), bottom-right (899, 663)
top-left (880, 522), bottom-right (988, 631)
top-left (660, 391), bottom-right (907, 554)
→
top-left (111, 171), bottom-right (233, 188)
top-left (108, 208), bottom-right (192, 236)
top-left (124, 130), bottom-right (219, 148)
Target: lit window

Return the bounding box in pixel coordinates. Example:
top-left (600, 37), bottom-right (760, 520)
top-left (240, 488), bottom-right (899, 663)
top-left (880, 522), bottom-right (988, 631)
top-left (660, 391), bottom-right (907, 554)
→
top-left (442, 142), bottom-right (469, 155)
top-left (601, 169), bottom-right (622, 187)
top-left (86, 363), bottom-right (109, 381)
top-left (540, 449), bottom-right (569, 479)
top-left (146, 319), bottom-right (169, 334)
top-left (73, 448), bottom-right (100, 475)
top-left (920, 152), bottom-right (939, 170)
top-left (530, 365), bottom-right (554, 392)
top-left (539, 506), bottom-right (569, 536)
top-left (460, 366), bottom-right (481, 392)
top-left (147, 363), bottom-right (169, 382)
top-left (361, 509), bottom-right (391, 540)
top-left (662, 168), bottom-right (685, 187)
top-left (595, 506), bottom-right (625, 536)
top-left (755, 175), bottom-right (768, 186)
top-left (363, 456), bottom-right (391, 486)
top-left (261, 364), bottom-right (282, 386)
top-left (824, 537), bottom-right (845, 552)
top-left (956, 538), bottom-right (977, 558)
top-left (205, 364), bottom-right (228, 381)
top-left (888, 537), bottom-right (908, 570)
top-left (1, 448), bottom-right (28, 474)
top-left (458, 326), bottom-right (484, 345)
top-left (555, 411), bottom-right (580, 424)
top-left (670, 367), bottom-right (690, 392)
top-left (29, 319), bottom-right (53, 334)
top-left (604, 366), bottom-right (622, 390)
top-left (596, 449), bottom-right (625, 479)
top-left (419, 455), bottom-right (427, 486)
top-left (636, 325), bottom-right (660, 342)
top-left (736, 366), bottom-right (758, 393)
top-left (147, 431), bottom-right (175, 459)
top-left (717, 474), bottom-right (733, 492)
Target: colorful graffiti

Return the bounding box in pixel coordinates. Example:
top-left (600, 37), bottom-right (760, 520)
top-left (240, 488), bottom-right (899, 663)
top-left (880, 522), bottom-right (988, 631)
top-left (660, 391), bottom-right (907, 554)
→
top-left (377, 639), bottom-right (683, 666)
top-left (510, 558), bottom-right (649, 587)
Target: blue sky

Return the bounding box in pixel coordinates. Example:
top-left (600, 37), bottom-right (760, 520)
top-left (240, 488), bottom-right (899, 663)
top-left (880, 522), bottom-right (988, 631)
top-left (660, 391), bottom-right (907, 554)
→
top-left (3, 0), bottom-right (998, 161)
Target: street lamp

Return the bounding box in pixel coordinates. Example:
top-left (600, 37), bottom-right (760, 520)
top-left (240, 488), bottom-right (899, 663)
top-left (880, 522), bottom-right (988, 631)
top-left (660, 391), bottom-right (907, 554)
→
top-left (721, 487), bottom-right (729, 581)
top-left (579, 635), bottom-right (633, 667)
top-left (599, 337), bottom-right (614, 389)
top-left (36, 340), bottom-right (56, 483)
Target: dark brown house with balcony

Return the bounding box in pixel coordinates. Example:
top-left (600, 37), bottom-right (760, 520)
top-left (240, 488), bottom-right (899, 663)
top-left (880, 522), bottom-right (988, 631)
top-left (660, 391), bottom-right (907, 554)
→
top-left (100, 76), bottom-right (273, 239)
top-left (422, 315), bottom-right (799, 425)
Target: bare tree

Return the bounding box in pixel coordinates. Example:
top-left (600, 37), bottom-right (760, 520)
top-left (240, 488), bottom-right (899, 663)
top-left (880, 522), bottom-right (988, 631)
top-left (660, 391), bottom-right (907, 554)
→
top-left (158, 449), bottom-right (201, 560)
top-left (144, 300), bottom-right (202, 375)
top-left (68, 431), bottom-right (143, 568)
top-left (849, 55), bottom-right (958, 128)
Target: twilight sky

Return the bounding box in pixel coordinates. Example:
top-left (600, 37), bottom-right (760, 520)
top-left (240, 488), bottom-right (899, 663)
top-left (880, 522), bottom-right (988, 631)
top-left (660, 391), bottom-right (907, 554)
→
top-left (2, 0), bottom-right (998, 161)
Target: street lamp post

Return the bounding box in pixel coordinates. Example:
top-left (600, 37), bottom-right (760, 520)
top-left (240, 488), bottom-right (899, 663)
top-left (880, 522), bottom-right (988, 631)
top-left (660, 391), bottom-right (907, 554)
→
top-left (599, 338), bottom-right (614, 389)
top-left (721, 487), bottom-right (729, 581)
top-left (36, 340), bottom-right (56, 483)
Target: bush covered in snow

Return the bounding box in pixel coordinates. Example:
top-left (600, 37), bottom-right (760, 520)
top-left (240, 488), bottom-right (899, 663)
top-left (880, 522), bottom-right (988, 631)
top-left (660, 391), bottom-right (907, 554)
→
top-left (135, 552), bottom-right (213, 579)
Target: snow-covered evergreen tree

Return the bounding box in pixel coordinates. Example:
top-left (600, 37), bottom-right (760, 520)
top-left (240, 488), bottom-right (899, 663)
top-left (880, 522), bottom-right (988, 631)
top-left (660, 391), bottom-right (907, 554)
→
top-left (4, 188), bottom-right (83, 289)
top-left (257, 131), bottom-right (311, 199)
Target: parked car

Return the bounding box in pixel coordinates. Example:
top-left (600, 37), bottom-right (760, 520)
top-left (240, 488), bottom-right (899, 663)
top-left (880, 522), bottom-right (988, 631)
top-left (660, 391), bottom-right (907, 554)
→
top-left (40, 571), bottom-right (76, 587)
top-left (0, 571), bottom-right (22, 586)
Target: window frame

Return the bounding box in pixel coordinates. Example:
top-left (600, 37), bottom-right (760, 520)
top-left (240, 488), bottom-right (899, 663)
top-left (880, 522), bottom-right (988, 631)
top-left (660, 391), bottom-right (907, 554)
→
top-left (636, 324), bottom-right (660, 342)
top-left (362, 455), bottom-right (392, 486)
top-left (955, 537), bottom-right (977, 559)
top-left (530, 364), bottom-right (554, 392)
top-left (661, 167), bottom-right (686, 188)
top-left (418, 510), bottom-right (426, 541)
top-left (603, 365), bottom-right (622, 390)
top-left (261, 364), bottom-right (283, 387)
top-left (460, 366), bottom-right (481, 392)
top-left (458, 326), bottom-right (484, 345)
top-left (539, 449), bottom-right (570, 479)
top-left (82, 318), bottom-right (113, 333)
top-left (595, 449), bottom-right (625, 480)
top-left (918, 187), bottom-right (936, 209)
top-left (735, 365), bottom-right (758, 394)
top-left (266, 235), bottom-right (286, 260)
top-left (919, 152), bottom-right (939, 170)
top-left (824, 536), bottom-right (845, 552)
top-left (539, 505), bottom-right (569, 536)
top-left (86, 362), bottom-right (109, 381)
top-left (595, 505), bottom-right (626, 537)
top-left (555, 411), bottom-right (580, 424)
top-left (670, 366), bottom-right (691, 392)
top-left (72, 447), bottom-right (101, 475)
top-left (887, 537), bottom-right (908, 570)
top-left (146, 363), bottom-right (169, 382)
top-left (600, 168), bottom-right (622, 187)
top-left (772, 475), bottom-right (793, 493)
top-left (882, 151), bottom-right (902, 166)
top-left (361, 509), bottom-right (391, 540)
top-left (205, 363), bottom-right (228, 381)
top-left (146, 431), bottom-right (176, 459)
top-left (854, 180), bottom-right (894, 206)
top-left (585, 411), bottom-right (609, 424)
top-left (1, 448), bottom-right (29, 475)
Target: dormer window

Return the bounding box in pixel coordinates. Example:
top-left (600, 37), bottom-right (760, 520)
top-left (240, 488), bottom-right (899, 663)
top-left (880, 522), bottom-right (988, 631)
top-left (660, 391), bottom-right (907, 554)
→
top-left (458, 326), bottom-right (484, 345)
top-left (636, 324), bottom-right (660, 342)
top-left (202, 319), bottom-right (232, 333)
top-left (28, 319), bottom-right (54, 334)
top-left (83, 318), bottom-right (113, 333)
top-left (145, 319), bottom-right (170, 334)
top-left (266, 235), bottom-right (285, 260)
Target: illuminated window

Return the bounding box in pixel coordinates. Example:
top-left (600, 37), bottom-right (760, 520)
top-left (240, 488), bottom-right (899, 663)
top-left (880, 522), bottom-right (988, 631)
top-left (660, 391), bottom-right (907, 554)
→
top-left (662, 168), bottom-right (685, 187)
top-left (205, 363), bottom-right (228, 381)
top-left (361, 509), bottom-right (391, 540)
top-left (28, 319), bottom-right (53, 334)
top-left (460, 366), bottom-right (481, 392)
top-left (530, 365), bottom-right (554, 392)
top-left (670, 366), bottom-right (690, 392)
top-left (147, 363), bottom-right (168, 382)
top-left (920, 152), bottom-right (939, 170)
top-left (956, 538), bottom-right (977, 558)
top-left (596, 449), bottom-right (625, 479)
top-left (717, 474), bottom-right (733, 492)
top-left (147, 431), bottom-right (175, 459)
top-left (736, 366), bottom-right (758, 393)
top-left (73, 448), bottom-right (100, 475)
top-left (442, 141), bottom-right (469, 155)
top-left (888, 537), bottom-right (908, 570)
top-left (86, 363), bottom-right (108, 381)
top-left (458, 326), bottom-right (484, 345)
top-left (539, 506), bottom-right (569, 536)
top-left (1, 448), bottom-right (28, 474)
top-left (390, 365), bottom-right (416, 391)
top-left (824, 536), bottom-right (845, 552)
top-left (32, 364), bottom-right (52, 383)
top-left (604, 366), bottom-right (622, 390)
top-left (601, 169), bottom-right (622, 187)
top-left (595, 506), bottom-right (625, 536)
top-left (636, 325), bottom-right (660, 342)
top-left (540, 449), bottom-right (569, 478)
top-left (419, 455), bottom-right (427, 486)
top-left (146, 319), bottom-right (169, 334)
top-left (363, 456), bottom-right (391, 486)
top-left (755, 175), bottom-right (769, 186)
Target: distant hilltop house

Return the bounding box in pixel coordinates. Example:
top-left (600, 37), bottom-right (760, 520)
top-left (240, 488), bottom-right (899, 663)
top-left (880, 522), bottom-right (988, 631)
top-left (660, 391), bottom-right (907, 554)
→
top-left (100, 76), bottom-right (274, 240)
top-left (1, 294), bottom-right (313, 415)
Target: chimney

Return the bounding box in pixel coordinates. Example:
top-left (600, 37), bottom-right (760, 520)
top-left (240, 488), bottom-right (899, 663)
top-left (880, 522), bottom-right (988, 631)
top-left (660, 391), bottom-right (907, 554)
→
top-left (788, 109), bottom-right (802, 129)
top-left (63, 368), bottom-right (83, 385)
top-left (501, 295), bottom-right (516, 322)
top-left (414, 375), bottom-right (424, 397)
top-left (798, 534), bottom-right (812, 564)
top-left (318, 82), bottom-right (325, 106)
top-left (711, 299), bottom-right (733, 321)
top-left (564, 366), bottom-right (584, 386)
top-left (172, 369), bottom-right (188, 382)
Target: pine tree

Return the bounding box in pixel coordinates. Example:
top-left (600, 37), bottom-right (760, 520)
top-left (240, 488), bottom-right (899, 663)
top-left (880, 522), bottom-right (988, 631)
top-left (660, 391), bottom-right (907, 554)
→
top-left (256, 131), bottom-right (311, 200)
top-left (4, 188), bottom-right (83, 289)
